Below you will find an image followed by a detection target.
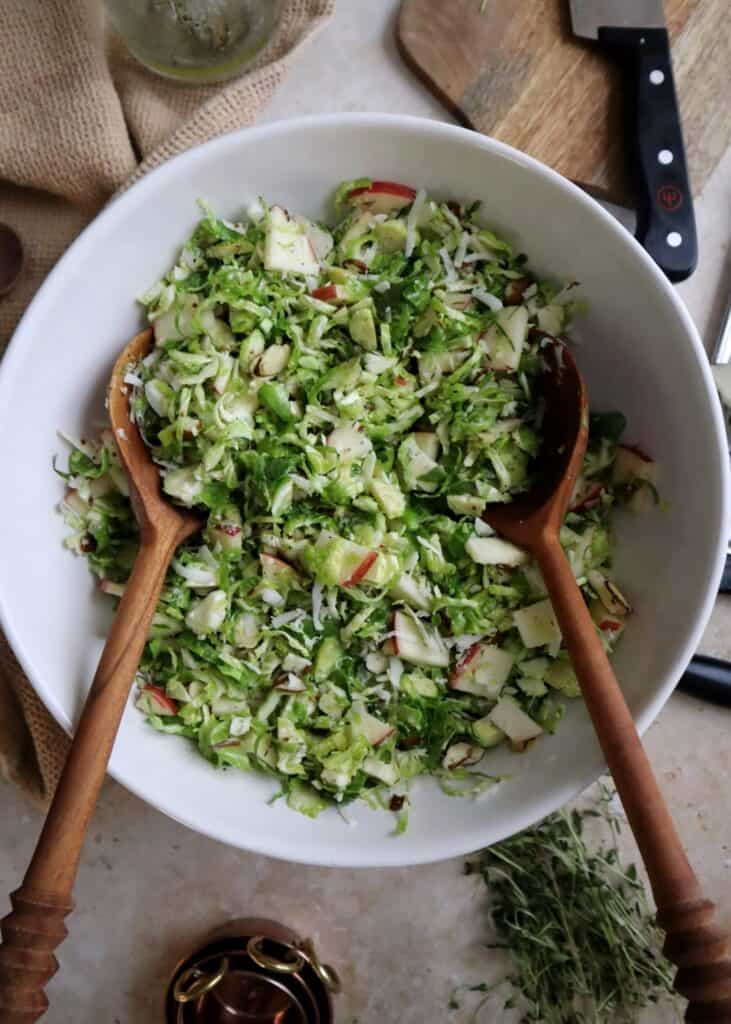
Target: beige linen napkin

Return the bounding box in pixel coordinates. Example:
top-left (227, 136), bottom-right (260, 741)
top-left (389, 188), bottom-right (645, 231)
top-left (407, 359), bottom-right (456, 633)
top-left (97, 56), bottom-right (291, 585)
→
top-left (0, 0), bottom-right (334, 806)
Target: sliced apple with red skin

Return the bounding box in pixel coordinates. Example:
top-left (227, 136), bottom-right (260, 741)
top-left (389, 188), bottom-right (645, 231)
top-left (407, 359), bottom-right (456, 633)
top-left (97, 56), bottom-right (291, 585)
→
top-left (570, 482), bottom-right (605, 513)
top-left (449, 643), bottom-right (514, 698)
top-left (342, 550), bottom-right (378, 588)
top-left (613, 445), bottom-right (657, 485)
top-left (311, 283), bottom-right (348, 304)
top-left (273, 674), bottom-right (307, 693)
top-left (213, 521), bottom-right (242, 552)
top-left (588, 570), bottom-right (631, 617)
top-left (351, 703), bottom-right (394, 746)
top-left (347, 181), bottom-right (416, 214)
top-left (442, 742), bottom-right (484, 771)
top-left (260, 552), bottom-right (299, 584)
top-left (392, 610), bottom-right (449, 668)
top-left (136, 685), bottom-right (179, 716)
top-left (64, 487), bottom-right (88, 516)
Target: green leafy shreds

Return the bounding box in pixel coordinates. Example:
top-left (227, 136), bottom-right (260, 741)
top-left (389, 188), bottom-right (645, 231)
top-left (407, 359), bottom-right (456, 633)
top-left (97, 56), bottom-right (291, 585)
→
top-left (56, 181), bottom-right (652, 827)
top-left (470, 791), bottom-right (676, 1022)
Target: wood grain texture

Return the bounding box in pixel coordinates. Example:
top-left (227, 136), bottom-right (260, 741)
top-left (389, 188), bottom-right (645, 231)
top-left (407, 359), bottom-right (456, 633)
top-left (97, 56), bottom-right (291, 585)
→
top-left (396, 0), bottom-right (731, 206)
top-left (484, 344), bottom-right (731, 1020)
top-left (0, 331), bottom-right (201, 1022)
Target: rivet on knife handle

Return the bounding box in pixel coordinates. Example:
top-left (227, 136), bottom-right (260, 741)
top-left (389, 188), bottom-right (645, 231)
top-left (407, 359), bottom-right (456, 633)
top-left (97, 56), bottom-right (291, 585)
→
top-left (599, 26), bottom-right (697, 282)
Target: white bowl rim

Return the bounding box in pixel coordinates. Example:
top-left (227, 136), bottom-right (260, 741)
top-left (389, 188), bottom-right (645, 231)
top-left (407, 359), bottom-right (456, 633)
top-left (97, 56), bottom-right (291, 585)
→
top-left (1, 112), bottom-right (728, 866)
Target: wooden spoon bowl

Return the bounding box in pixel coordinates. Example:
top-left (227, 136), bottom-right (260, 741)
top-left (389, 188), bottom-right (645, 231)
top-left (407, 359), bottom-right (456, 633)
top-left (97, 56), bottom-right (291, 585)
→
top-left (484, 339), bottom-right (731, 1021)
top-left (0, 329), bottom-right (201, 1022)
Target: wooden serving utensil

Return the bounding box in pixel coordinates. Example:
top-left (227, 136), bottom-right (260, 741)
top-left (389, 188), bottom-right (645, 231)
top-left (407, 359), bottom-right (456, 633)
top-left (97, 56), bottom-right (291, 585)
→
top-left (0, 329), bottom-right (201, 1022)
top-left (484, 339), bottom-right (731, 1021)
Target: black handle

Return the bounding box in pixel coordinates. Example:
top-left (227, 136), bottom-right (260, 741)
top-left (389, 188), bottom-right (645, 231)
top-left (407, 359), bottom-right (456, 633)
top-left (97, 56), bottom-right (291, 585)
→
top-left (599, 26), bottom-right (697, 283)
top-left (679, 654), bottom-right (731, 707)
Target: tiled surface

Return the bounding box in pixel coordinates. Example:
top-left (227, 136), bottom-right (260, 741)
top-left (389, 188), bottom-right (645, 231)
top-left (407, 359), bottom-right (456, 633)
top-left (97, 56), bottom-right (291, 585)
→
top-left (2, 1), bottom-right (730, 1020)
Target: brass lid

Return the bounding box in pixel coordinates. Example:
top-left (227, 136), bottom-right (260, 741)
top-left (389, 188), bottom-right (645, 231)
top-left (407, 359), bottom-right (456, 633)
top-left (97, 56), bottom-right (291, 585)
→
top-left (167, 922), bottom-right (339, 1024)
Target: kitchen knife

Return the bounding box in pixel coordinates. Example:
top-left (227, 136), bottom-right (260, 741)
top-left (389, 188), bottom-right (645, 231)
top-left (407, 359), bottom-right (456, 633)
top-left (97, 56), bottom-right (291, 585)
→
top-left (569, 0), bottom-right (697, 282)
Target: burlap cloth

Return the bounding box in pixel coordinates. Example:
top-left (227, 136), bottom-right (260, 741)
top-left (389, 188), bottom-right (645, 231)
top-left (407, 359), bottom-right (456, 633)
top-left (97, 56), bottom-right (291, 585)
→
top-left (0, 0), bottom-right (334, 807)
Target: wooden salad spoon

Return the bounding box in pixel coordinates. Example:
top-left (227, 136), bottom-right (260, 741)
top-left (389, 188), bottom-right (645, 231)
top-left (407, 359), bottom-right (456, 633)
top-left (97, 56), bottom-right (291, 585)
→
top-left (484, 339), bottom-right (731, 1021)
top-left (0, 328), bottom-right (201, 1022)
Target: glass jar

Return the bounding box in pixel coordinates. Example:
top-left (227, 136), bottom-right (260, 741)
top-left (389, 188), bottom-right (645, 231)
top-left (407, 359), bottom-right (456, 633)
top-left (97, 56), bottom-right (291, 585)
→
top-left (105, 1), bottom-right (283, 84)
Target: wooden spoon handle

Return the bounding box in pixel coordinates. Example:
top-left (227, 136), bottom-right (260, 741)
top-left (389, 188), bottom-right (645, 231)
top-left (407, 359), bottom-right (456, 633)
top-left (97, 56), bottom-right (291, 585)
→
top-left (536, 534), bottom-right (731, 1020)
top-left (0, 524), bottom-right (182, 1023)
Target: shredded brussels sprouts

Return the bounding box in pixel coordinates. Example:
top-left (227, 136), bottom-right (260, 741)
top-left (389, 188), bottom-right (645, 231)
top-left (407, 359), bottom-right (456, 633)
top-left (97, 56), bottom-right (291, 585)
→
top-left (57, 180), bottom-right (656, 826)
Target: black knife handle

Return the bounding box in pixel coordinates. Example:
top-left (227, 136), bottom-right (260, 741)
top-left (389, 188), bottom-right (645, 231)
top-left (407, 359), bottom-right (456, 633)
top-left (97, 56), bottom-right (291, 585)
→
top-left (598, 26), bottom-right (697, 283)
top-left (678, 654), bottom-right (731, 707)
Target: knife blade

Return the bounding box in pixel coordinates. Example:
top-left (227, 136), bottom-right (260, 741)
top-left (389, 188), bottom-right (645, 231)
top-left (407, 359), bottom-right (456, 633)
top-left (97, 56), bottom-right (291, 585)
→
top-left (569, 0), bottom-right (697, 282)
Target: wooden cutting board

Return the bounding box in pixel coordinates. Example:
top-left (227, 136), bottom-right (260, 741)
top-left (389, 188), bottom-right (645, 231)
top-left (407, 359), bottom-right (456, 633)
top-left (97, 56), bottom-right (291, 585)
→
top-left (396, 0), bottom-right (731, 206)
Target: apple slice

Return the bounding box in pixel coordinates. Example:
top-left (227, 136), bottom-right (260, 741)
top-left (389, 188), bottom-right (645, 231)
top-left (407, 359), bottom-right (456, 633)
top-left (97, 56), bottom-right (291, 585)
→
top-left (393, 610), bottom-right (449, 668)
top-left (136, 685), bottom-right (179, 717)
top-left (442, 742), bottom-right (484, 770)
top-left (479, 305), bottom-right (529, 371)
top-left (63, 487), bottom-right (88, 517)
top-left (449, 643), bottom-right (514, 698)
top-left (273, 674), bottom-right (307, 693)
top-left (99, 578), bottom-right (126, 598)
top-left (327, 424), bottom-right (373, 462)
top-left (213, 520), bottom-right (242, 552)
top-left (488, 696), bottom-right (543, 744)
top-left (362, 755), bottom-right (400, 785)
top-left (513, 599), bottom-right (561, 649)
top-left (351, 703), bottom-right (395, 746)
top-left (368, 470), bottom-right (406, 519)
top-left (446, 494), bottom-right (487, 516)
top-left (390, 572), bottom-right (432, 612)
top-left (612, 445), bottom-right (657, 485)
top-left (398, 433), bottom-right (440, 492)
top-left (342, 550), bottom-right (378, 588)
top-left (347, 180), bottom-right (416, 214)
top-left (591, 599), bottom-right (626, 638)
top-left (465, 536), bottom-right (528, 567)
top-left (570, 482), bottom-right (605, 513)
top-left (261, 553), bottom-right (297, 579)
top-left (311, 283), bottom-right (348, 304)
top-left (264, 206), bottom-right (319, 275)
top-left (252, 343), bottom-right (290, 378)
top-left (293, 215), bottom-right (333, 260)
top-left (588, 570), bottom-right (631, 617)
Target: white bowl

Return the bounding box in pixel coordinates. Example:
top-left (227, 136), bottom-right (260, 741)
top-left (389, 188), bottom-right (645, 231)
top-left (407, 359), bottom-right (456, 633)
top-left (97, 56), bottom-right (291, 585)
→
top-left (0, 115), bottom-right (727, 867)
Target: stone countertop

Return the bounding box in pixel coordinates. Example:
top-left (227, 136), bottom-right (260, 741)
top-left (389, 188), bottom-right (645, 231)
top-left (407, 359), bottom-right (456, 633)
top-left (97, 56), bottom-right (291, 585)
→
top-left (2, 2), bottom-right (730, 1021)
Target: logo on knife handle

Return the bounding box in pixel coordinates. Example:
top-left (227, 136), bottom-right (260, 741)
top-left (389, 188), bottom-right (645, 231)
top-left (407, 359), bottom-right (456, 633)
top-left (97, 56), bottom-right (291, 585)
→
top-left (657, 185), bottom-right (683, 212)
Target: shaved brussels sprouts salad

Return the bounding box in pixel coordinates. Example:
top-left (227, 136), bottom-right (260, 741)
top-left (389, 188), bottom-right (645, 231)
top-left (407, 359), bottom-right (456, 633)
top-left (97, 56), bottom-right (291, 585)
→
top-left (58, 179), bottom-right (658, 828)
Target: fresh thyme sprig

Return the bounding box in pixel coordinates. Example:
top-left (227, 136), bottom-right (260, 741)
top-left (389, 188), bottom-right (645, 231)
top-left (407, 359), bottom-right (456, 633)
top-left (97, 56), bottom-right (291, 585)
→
top-left (457, 785), bottom-right (677, 1022)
